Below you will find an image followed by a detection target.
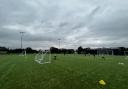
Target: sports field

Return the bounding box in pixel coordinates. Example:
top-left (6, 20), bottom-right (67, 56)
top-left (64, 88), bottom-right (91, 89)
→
top-left (0, 54), bottom-right (128, 89)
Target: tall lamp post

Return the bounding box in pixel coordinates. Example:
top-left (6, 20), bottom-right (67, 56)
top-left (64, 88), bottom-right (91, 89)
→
top-left (58, 39), bottom-right (61, 49)
top-left (20, 32), bottom-right (25, 51)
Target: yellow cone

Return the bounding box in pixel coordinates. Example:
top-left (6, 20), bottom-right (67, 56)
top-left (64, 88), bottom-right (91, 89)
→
top-left (99, 80), bottom-right (106, 85)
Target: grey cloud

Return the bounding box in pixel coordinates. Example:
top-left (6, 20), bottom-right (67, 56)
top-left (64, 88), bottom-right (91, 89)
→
top-left (0, 0), bottom-right (128, 49)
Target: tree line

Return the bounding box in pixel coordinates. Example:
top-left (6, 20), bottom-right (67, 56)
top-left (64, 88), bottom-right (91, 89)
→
top-left (0, 47), bottom-right (38, 54)
top-left (0, 46), bottom-right (128, 55)
top-left (77, 46), bottom-right (128, 55)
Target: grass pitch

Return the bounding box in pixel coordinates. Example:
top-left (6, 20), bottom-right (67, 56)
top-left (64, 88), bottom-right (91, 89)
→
top-left (0, 54), bottom-right (128, 89)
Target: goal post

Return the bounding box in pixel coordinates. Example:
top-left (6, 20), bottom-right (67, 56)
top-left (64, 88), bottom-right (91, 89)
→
top-left (106, 50), bottom-right (114, 56)
top-left (124, 51), bottom-right (128, 59)
top-left (35, 50), bottom-right (51, 64)
top-left (19, 50), bottom-right (27, 56)
top-left (97, 49), bottom-right (114, 56)
top-left (124, 51), bottom-right (128, 56)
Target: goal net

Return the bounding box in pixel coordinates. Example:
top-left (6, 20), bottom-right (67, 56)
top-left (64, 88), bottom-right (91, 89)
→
top-left (106, 50), bottom-right (114, 55)
top-left (124, 51), bottom-right (128, 59)
top-left (19, 50), bottom-right (26, 56)
top-left (35, 50), bottom-right (51, 64)
top-left (97, 49), bottom-right (113, 56)
top-left (124, 51), bottom-right (128, 56)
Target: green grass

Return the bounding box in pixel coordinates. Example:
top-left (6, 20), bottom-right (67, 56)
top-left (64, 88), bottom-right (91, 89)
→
top-left (0, 54), bottom-right (128, 89)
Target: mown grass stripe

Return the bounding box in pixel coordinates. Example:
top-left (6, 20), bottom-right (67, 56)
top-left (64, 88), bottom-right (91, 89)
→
top-left (0, 64), bottom-right (16, 88)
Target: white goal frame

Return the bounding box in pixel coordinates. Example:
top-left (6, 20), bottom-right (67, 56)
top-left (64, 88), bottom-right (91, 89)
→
top-left (35, 50), bottom-right (51, 64)
top-left (19, 50), bottom-right (26, 56)
top-left (97, 49), bottom-right (114, 56)
top-left (124, 51), bottom-right (128, 56)
top-left (124, 51), bottom-right (128, 59)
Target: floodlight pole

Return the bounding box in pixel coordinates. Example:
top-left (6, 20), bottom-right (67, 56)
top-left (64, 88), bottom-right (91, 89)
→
top-left (20, 32), bottom-right (25, 50)
top-left (58, 39), bottom-right (61, 49)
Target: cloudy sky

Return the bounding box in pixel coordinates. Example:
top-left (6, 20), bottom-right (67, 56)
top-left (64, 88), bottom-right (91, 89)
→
top-left (0, 0), bottom-right (128, 49)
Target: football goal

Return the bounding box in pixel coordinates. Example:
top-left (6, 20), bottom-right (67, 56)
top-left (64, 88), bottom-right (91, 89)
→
top-left (124, 51), bottom-right (128, 59)
top-left (35, 50), bottom-right (51, 64)
top-left (19, 50), bottom-right (26, 56)
top-left (124, 51), bottom-right (128, 56)
top-left (97, 49), bottom-right (114, 56)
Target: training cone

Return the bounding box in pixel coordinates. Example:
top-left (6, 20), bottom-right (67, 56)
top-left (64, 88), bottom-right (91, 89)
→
top-left (99, 80), bottom-right (106, 86)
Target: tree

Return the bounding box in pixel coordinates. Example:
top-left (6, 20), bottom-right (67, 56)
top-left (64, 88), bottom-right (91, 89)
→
top-left (77, 46), bottom-right (83, 54)
top-left (50, 47), bottom-right (59, 53)
top-left (26, 47), bottom-right (32, 53)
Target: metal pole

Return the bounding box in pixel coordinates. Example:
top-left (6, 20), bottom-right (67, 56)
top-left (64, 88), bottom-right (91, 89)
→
top-left (21, 34), bottom-right (22, 49)
top-left (20, 32), bottom-right (25, 50)
top-left (58, 39), bottom-right (61, 49)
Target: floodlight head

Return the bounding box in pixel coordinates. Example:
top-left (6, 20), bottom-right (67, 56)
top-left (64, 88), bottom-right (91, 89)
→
top-left (20, 32), bottom-right (25, 34)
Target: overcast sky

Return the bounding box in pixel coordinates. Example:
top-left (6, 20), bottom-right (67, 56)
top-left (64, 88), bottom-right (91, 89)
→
top-left (0, 0), bottom-right (128, 49)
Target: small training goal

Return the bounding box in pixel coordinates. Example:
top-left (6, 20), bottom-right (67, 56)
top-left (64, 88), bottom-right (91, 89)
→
top-left (124, 51), bottom-right (128, 59)
top-left (35, 50), bottom-right (51, 64)
top-left (19, 50), bottom-right (26, 56)
top-left (97, 49), bottom-right (114, 56)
